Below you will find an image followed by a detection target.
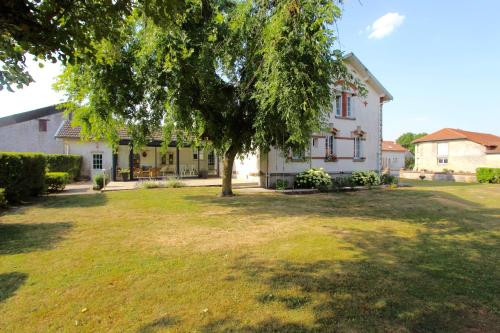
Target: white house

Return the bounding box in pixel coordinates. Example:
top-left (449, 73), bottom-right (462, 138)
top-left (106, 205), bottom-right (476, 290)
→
top-left (381, 140), bottom-right (411, 175)
top-left (413, 128), bottom-right (500, 173)
top-left (0, 105), bottom-right (65, 154)
top-left (1, 53), bottom-right (392, 187)
top-left (233, 53), bottom-right (393, 187)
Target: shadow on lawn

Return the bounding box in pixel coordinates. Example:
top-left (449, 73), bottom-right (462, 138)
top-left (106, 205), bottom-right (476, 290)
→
top-left (137, 316), bottom-right (180, 333)
top-left (0, 222), bottom-right (73, 255)
top-left (0, 272), bottom-right (28, 303)
top-left (186, 188), bottom-right (500, 332)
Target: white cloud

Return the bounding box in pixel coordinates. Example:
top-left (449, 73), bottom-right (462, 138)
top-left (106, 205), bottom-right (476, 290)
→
top-left (367, 12), bottom-right (405, 39)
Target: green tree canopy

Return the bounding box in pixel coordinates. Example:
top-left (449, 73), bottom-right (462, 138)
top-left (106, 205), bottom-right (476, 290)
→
top-left (56, 0), bottom-right (362, 195)
top-left (396, 132), bottom-right (427, 154)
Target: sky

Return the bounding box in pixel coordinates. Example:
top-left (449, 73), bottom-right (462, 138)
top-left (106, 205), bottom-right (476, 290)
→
top-left (1, 0), bottom-right (499, 140)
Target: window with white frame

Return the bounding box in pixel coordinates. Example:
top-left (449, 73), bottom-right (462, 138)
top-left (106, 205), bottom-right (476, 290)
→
top-left (335, 95), bottom-right (341, 116)
top-left (354, 137), bottom-right (362, 159)
top-left (92, 153), bottom-right (103, 170)
top-left (437, 142), bottom-right (448, 164)
top-left (193, 149), bottom-right (198, 160)
top-left (325, 135), bottom-right (336, 156)
top-left (347, 96), bottom-right (353, 117)
top-left (291, 150), bottom-right (304, 161)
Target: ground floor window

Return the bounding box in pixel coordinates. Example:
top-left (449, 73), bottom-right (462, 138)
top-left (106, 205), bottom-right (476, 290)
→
top-left (354, 137), bottom-right (362, 158)
top-left (92, 153), bottom-right (103, 170)
top-left (325, 135), bottom-right (336, 156)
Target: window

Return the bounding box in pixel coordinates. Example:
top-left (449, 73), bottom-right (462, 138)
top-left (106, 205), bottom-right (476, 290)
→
top-left (193, 149), bottom-right (198, 160)
top-left (291, 150), bottom-right (304, 161)
top-left (437, 142), bottom-right (448, 164)
top-left (38, 119), bottom-right (48, 132)
top-left (92, 153), bottom-right (103, 170)
top-left (347, 96), bottom-right (353, 117)
top-left (335, 95), bottom-right (341, 116)
top-left (312, 137), bottom-right (319, 148)
top-left (354, 137), bottom-right (362, 159)
top-left (325, 135), bottom-right (336, 156)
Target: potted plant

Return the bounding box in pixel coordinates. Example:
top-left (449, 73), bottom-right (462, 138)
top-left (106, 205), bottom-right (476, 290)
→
top-left (120, 168), bottom-right (130, 181)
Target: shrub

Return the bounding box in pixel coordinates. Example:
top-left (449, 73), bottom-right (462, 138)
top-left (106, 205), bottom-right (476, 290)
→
top-left (476, 168), bottom-right (500, 183)
top-left (93, 173), bottom-right (109, 190)
top-left (404, 156), bottom-right (415, 169)
top-left (46, 154), bottom-right (82, 181)
top-left (45, 172), bottom-right (70, 192)
top-left (0, 152), bottom-right (47, 202)
top-left (140, 179), bottom-right (185, 189)
top-left (331, 176), bottom-right (354, 191)
top-left (380, 173), bottom-right (398, 185)
top-left (276, 179), bottom-right (288, 190)
top-left (351, 171), bottom-right (380, 187)
top-left (0, 188), bottom-right (6, 208)
top-left (295, 168), bottom-right (332, 189)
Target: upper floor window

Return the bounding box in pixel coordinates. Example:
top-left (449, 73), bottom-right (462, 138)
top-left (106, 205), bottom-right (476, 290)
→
top-left (38, 119), bottom-right (48, 132)
top-left (312, 137), bottom-right (319, 148)
top-left (354, 137), bottom-right (362, 159)
top-left (335, 95), bottom-right (341, 116)
top-left (437, 142), bottom-right (448, 164)
top-left (347, 96), bottom-right (353, 117)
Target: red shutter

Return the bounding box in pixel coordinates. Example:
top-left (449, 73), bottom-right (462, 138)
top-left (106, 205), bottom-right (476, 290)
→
top-left (342, 92), bottom-right (347, 117)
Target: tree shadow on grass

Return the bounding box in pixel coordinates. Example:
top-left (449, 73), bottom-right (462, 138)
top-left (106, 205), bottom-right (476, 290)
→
top-left (0, 272), bottom-right (28, 303)
top-left (0, 222), bottom-right (73, 255)
top-left (188, 188), bottom-right (499, 332)
top-left (137, 316), bottom-right (180, 333)
top-left (39, 193), bottom-right (108, 208)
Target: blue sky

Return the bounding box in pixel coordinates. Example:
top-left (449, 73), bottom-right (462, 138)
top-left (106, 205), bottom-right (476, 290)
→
top-left (1, 0), bottom-right (499, 140)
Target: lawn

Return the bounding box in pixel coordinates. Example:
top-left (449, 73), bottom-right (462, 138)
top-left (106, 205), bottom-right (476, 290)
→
top-left (0, 182), bottom-right (499, 332)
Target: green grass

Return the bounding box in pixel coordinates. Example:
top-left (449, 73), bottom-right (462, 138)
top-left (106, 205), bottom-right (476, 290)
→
top-left (0, 183), bottom-right (499, 332)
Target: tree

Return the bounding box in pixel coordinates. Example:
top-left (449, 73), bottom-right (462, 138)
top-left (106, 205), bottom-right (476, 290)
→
top-left (56, 0), bottom-right (362, 196)
top-left (396, 132), bottom-right (427, 154)
top-left (0, 0), bottom-right (165, 91)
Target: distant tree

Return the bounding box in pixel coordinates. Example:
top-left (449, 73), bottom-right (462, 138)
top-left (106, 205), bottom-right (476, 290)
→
top-left (56, 0), bottom-right (364, 196)
top-left (396, 132), bottom-right (427, 154)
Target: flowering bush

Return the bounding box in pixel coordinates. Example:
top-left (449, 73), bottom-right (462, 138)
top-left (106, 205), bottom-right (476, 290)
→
top-left (351, 171), bottom-right (380, 186)
top-left (295, 168), bottom-right (332, 189)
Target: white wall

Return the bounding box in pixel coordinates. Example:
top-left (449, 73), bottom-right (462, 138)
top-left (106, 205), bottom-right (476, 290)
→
top-left (0, 112), bottom-right (65, 153)
top-left (63, 139), bottom-right (113, 179)
top-left (415, 140), bottom-right (500, 173)
top-left (382, 151), bottom-right (406, 170)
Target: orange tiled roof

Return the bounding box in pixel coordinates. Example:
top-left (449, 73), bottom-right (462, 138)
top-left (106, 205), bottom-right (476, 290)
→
top-left (412, 128), bottom-right (500, 149)
top-left (382, 141), bottom-right (408, 152)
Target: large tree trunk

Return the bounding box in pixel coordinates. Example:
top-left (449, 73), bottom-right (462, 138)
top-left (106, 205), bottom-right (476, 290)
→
top-left (221, 146), bottom-right (237, 196)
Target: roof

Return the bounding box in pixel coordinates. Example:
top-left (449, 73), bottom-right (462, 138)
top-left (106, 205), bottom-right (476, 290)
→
top-left (412, 128), bottom-right (500, 146)
top-left (382, 141), bottom-right (408, 152)
top-left (344, 53), bottom-right (393, 102)
top-left (55, 120), bottom-right (168, 142)
top-left (0, 105), bottom-right (62, 127)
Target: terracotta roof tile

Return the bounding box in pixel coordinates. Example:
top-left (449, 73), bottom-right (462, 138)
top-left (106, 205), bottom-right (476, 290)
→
top-left (412, 128), bottom-right (500, 148)
top-left (382, 141), bottom-right (408, 152)
top-left (55, 120), bottom-right (171, 142)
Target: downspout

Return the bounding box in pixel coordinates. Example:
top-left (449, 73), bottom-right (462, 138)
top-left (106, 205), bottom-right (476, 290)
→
top-left (378, 96), bottom-right (384, 174)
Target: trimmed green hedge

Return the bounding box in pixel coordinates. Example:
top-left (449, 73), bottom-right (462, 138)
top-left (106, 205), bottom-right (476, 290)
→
top-left (476, 168), bottom-right (500, 183)
top-left (46, 154), bottom-right (82, 181)
top-left (0, 152), bottom-right (47, 202)
top-left (46, 172), bottom-right (70, 192)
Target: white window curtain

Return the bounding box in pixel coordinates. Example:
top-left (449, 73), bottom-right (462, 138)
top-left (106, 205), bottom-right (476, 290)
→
top-left (335, 96), bottom-right (341, 116)
top-left (354, 137), bottom-right (362, 158)
top-left (347, 96), bottom-right (353, 117)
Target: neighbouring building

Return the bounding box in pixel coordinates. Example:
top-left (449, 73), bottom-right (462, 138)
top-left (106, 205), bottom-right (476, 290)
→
top-left (413, 128), bottom-right (500, 173)
top-left (233, 53), bottom-right (393, 187)
top-left (381, 141), bottom-right (411, 175)
top-left (0, 105), bottom-right (65, 154)
top-left (1, 53), bottom-right (393, 187)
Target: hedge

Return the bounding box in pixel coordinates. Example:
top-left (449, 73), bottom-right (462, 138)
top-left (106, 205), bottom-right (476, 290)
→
top-left (0, 152), bottom-right (47, 202)
top-left (46, 172), bottom-right (70, 192)
top-left (476, 168), bottom-right (500, 183)
top-left (46, 154), bottom-right (82, 181)
top-left (0, 188), bottom-right (6, 208)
